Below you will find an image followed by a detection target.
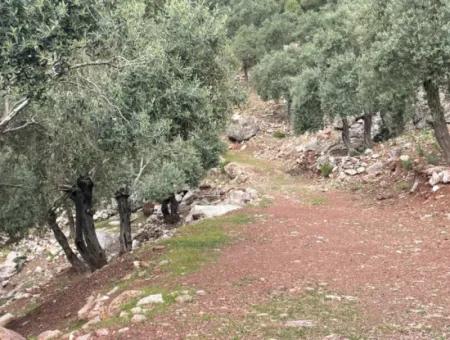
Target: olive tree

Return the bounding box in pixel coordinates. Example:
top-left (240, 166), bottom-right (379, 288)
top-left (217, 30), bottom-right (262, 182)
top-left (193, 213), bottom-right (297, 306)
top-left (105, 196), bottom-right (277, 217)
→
top-left (370, 0), bottom-right (450, 163)
top-left (0, 0), bottom-right (106, 137)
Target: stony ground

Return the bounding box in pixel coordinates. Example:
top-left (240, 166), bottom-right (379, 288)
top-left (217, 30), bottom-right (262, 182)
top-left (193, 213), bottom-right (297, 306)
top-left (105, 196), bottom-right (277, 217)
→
top-left (5, 147), bottom-right (450, 339)
top-left (3, 93), bottom-right (450, 339)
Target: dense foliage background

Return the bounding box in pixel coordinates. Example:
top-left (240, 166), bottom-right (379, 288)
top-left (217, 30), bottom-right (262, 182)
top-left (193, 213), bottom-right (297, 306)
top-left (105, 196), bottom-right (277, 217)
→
top-left (1, 0), bottom-right (450, 270)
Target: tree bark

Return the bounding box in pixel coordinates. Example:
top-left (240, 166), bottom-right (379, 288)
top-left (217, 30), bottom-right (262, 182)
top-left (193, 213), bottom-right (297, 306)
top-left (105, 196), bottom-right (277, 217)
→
top-left (424, 79), bottom-right (450, 164)
top-left (161, 194), bottom-right (180, 224)
top-left (68, 176), bottom-right (107, 271)
top-left (243, 64), bottom-right (249, 82)
top-left (65, 202), bottom-right (75, 239)
top-left (362, 112), bottom-right (373, 149)
top-left (341, 117), bottom-right (352, 153)
top-left (115, 187), bottom-right (132, 255)
top-left (47, 209), bottom-right (86, 273)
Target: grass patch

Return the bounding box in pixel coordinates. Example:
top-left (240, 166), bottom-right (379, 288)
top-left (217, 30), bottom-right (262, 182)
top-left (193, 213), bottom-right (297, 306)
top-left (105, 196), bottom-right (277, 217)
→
top-left (95, 219), bottom-right (119, 232)
top-left (425, 152), bottom-right (440, 166)
top-left (320, 163), bottom-right (334, 178)
top-left (224, 151), bottom-right (273, 172)
top-left (158, 213), bottom-right (253, 276)
top-left (219, 159), bottom-right (231, 174)
top-left (256, 196), bottom-right (273, 208)
top-left (234, 289), bottom-right (366, 339)
top-left (400, 159), bottom-right (413, 171)
top-left (395, 180), bottom-right (410, 192)
top-left (310, 196), bottom-right (327, 206)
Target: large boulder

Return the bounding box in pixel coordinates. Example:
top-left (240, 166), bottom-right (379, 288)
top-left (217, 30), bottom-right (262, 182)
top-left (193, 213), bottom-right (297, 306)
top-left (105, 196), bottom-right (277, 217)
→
top-left (189, 204), bottom-right (240, 220)
top-left (225, 188), bottom-right (258, 206)
top-left (227, 114), bottom-right (259, 142)
top-left (0, 327), bottom-right (26, 340)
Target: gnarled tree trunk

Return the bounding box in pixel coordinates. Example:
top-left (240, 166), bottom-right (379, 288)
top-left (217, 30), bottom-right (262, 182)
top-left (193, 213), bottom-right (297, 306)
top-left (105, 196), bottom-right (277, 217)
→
top-left (341, 117), bottom-right (352, 153)
top-left (115, 187), bottom-right (132, 254)
top-left (161, 193), bottom-right (180, 224)
top-left (424, 79), bottom-right (450, 164)
top-left (47, 209), bottom-right (86, 273)
top-left (68, 176), bottom-right (107, 271)
top-left (362, 112), bottom-right (373, 149)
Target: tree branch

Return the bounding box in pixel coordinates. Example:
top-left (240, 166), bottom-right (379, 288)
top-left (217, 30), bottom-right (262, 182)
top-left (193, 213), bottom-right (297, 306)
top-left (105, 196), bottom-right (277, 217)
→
top-left (3, 119), bottom-right (39, 134)
top-left (70, 59), bottom-right (117, 70)
top-left (0, 183), bottom-right (32, 189)
top-left (0, 98), bottom-right (30, 133)
top-left (133, 157), bottom-right (150, 188)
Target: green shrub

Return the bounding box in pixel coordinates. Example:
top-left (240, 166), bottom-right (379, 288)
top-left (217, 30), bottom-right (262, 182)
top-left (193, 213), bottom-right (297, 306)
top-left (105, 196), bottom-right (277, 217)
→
top-left (425, 152), bottom-right (440, 166)
top-left (219, 159), bottom-right (230, 174)
top-left (273, 131), bottom-right (287, 139)
top-left (400, 159), bottom-right (413, 171)
top-left (416, 144), bottom-right (425, 157)
top-left (320, 163), bottom-right (334, 178)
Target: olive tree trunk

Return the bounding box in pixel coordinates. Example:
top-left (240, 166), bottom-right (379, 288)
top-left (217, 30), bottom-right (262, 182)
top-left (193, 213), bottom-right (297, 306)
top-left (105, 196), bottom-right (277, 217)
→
top-left (341, 117), bottom-right (353, 153)
top-left (47, 209), bottom-right (86, 273)
top-left (424, 79), bottom-right (450, 164)
top-left (243, 65), bottom-right (249, 82)
top-left (115, 187), bottom-right (132, 254)
top-left (362, 112), bottom-right (373, 149)
top-left (68, 176), bottom-right (107, 271)
top-left (161, 194), bottom-right (180, 224)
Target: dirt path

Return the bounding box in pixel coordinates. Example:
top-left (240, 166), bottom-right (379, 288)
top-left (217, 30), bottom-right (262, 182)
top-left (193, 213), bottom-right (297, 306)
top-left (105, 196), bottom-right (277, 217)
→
top-left (118, 152), bottom-right (450, 339)
top-left (7, 148), bottom-right (450, 339)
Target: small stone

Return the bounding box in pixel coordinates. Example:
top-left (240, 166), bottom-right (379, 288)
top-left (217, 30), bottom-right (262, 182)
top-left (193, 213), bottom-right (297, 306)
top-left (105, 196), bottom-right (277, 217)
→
top-left (323, 335), bottom-right (350, 340)
top-left (132, 239), bottom-right (141, 249)
top-left (118, 327), bottom-right (129, 334)
top-left (130, 307), bottom-right (143, 314)
top-left (400, 155), bottom-right (410, 162)
top-left (75, 334), bottom-right (92, 340)
top-left (344, 169), bottom-right (357, 176)
top-left (78, 296), bottom-right (96, 320)
top-left (131, 314), bottom-right (147, 323)
top-left (429, 172), bottom-right (443, 186)
top-left (284, 320), bottom-right (315, 328)
top-left (37, 330), bottom-right (63, 340)
top-left (0, 313), bottom-right (14, 327)
top-left (82, 316), bottom-right (100, 330)
top-left (34, 266), bottom-right (43, 274)
top-left (137, 293), bottom-right (164, 306)
top-left (119, 311), bottom-right (129, 319)
top-left (196, 290), bottom-right (206, 296)
top-left (95, 329), bottom-right (109, 337)
top-left (107, 290), bottom-right (141, 316)
top-left (106, 286), bottom-right (119, 296)
top-left (367, 161), bottom-right (383, 175)
top-left (432, 185), bottom-right (440, 192)
top-left (442, 170), bottom-right (450, 183)
top-left (175, 295), bottom-right (193, 303)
